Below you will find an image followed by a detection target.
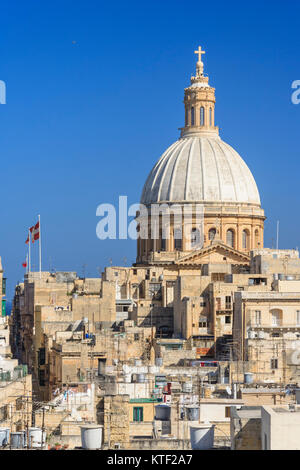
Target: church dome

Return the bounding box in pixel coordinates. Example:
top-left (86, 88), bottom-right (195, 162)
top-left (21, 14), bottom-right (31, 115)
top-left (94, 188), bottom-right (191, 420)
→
top-left (140, 46), bottom-right (261, 209)
top-left (137, 47), bottom-right (265, 263)
top-left (140, 134), bottom-right (261, 206)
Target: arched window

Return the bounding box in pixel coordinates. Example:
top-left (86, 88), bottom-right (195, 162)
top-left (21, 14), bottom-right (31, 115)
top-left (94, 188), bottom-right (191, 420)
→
top-left (191, 107), bottom-right (195, 126)
top-left (200, 106), bottom-right (205, 126)
top-left (270, 309), bottom-right (282, 327)
top-left (161, 234), bottom-right (166, 251)
top-left (191, 228), bottom-right (200, 248)
top-left (255, 229), bottom-right (259, 248)
top-left (209, 107), bottom-right (212, 126)
top-left (174, 227), bottom-right (182, 250)
top-left (226, 229), bottom-right (235, 248)
top-left (208, 228), bottom-right (216, 241)
top-left (242, 229), bottom-right (249, 249)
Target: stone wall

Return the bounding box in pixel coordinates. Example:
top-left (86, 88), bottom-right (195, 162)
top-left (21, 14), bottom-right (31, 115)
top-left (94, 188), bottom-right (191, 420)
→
top-left (103, 395), bottom-right (130, 448)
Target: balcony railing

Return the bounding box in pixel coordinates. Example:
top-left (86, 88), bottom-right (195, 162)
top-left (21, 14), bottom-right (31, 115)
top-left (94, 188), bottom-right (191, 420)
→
top-left (248, 321), bottom-right (300, 329)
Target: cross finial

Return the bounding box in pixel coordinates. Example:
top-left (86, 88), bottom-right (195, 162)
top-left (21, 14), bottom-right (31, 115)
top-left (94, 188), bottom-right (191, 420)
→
top-left (194, 46), bottom-right (205, 62)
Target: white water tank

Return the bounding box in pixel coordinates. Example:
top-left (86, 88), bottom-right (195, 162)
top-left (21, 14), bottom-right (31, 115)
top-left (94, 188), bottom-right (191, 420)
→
top-left (10, 431), bottom-right (26, 449)
top-left (182, 382), bottom-right (193, 393)
top-left (186, 406), bottom-right (200, 421)
top-left (155, 404), bottom-right (171, 421)
top-left (0, 427), bottom-right (9, 446)
top-left (81, 425), bottom-right (103, 450)
top-left (248, 330), bottom-right (255, 339)
top-left (190, 425), bottom-right (215, 450)
top-left (244, 372), bottom-right (254, 384)
top-left (29, 427), bottom-right (46, 448)
top-left (124, 373), bottom-right (131, 383)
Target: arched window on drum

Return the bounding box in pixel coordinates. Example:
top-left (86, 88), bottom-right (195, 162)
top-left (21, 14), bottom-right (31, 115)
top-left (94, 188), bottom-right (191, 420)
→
top-left (208, 228), bottom-right (216, 242)
top-left (242, 229), bottom-right (249, 250)
top-left (191, 228), bottom-right (200, 248)
top-left (255, 229), bottom-right (260, 248)
top-left (226, 229), bottom-right (235, 248)
top-left (200, 106), bottom-right (205, 126)
top-left (191, 107), bottom-right (195, 126)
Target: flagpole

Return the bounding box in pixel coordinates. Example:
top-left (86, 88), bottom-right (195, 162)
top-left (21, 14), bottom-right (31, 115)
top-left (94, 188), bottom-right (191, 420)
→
top-left (28, 229), bottom-right (31, 274)
top-left (38, 214), bottom-right (42, 278)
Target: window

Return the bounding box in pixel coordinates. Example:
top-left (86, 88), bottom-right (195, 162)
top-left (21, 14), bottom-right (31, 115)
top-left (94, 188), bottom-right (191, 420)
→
top-left (209, 107), bottom-right (212, 126)
top-left (225, 316), bottom-right (231, 324)
top-left (133, 269), bottom-right (137, 275)
top-left (200, 106), bottom-right (205, 126)
top-left (255, 310), bottom-right (261, 326)
top-left (149, 283), bottom-right (162, 300)
top-left (132, 284), bottom-right (139, 299)
top-left (161, 236), bottom-right (166, 251)
top-left (271, 309), bottom-right (281, 327)
top-left (255, 229), bottom-right (260, 248)
top-left (2, 278), bottom-right (6, 296)
top-left (174, 228), bottom-right (182, 250)
top-left (133, 407), bottom-right (143, 422)
top-left (38, 348), bottom-right (46, 366)
top-left (191, 228), bottom-right (200, 248)
top-left (225, 407), bottom-right (231, 418)
top-left (242, 230), bottom-right (249, 249)
top-left (0, 405), bottom-right (8, 423)
top-left (270, 358), bottom-right (278, 370)
top-left (226, 229), bottom-right (235, 248)
top-left (134, 333), bottom-right (139, 341)
top-left (225, 296), bottom-right (231, 309)
top-left (297, 310), bottom-right (300, 326)
top-left (208, 228), bottom-right (216, 241)
top-left (191, 107), bottom-right (195, 125)
top-left (39, 369), bottom-right (45, 387)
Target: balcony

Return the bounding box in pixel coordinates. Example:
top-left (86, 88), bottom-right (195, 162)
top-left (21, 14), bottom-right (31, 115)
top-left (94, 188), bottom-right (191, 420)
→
top-left (248, 321), bottom-right (300, 330)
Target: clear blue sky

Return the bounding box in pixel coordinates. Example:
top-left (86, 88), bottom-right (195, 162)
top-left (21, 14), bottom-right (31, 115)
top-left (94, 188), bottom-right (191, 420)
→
top-left (0, 0), bottom-right (300, 299)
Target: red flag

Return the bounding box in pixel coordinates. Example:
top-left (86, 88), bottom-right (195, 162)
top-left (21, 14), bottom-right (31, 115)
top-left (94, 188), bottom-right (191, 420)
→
top-left (25, 224), bottom-right (34, 243)
top-left (22, 261), bottom-right (27, 268)
top-left (31, 221), bottom-right (40, 243)
top-left (25, 222), bottom-right (40, 244)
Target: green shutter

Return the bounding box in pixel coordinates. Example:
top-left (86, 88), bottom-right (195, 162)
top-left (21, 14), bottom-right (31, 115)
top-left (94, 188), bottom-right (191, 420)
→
top-left (133, 407), bottom-right (143, 422)
top-left (1, 300), bottom-right (6, 317)
top-left (2, 278), bottom-right (6, 295)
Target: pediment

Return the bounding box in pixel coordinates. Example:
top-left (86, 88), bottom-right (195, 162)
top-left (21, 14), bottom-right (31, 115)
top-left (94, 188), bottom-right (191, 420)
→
top-left (175, 241), bottom-right (250, 265)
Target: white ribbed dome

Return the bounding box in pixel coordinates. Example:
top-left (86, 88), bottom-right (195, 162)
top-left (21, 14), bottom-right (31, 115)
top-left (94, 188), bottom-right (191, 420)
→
top-left (141, 135), bottom-right (261, 206)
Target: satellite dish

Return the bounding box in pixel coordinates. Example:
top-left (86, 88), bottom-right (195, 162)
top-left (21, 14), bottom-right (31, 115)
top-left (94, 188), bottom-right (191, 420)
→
top-left (226, 386), bottom-right (232, 396)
